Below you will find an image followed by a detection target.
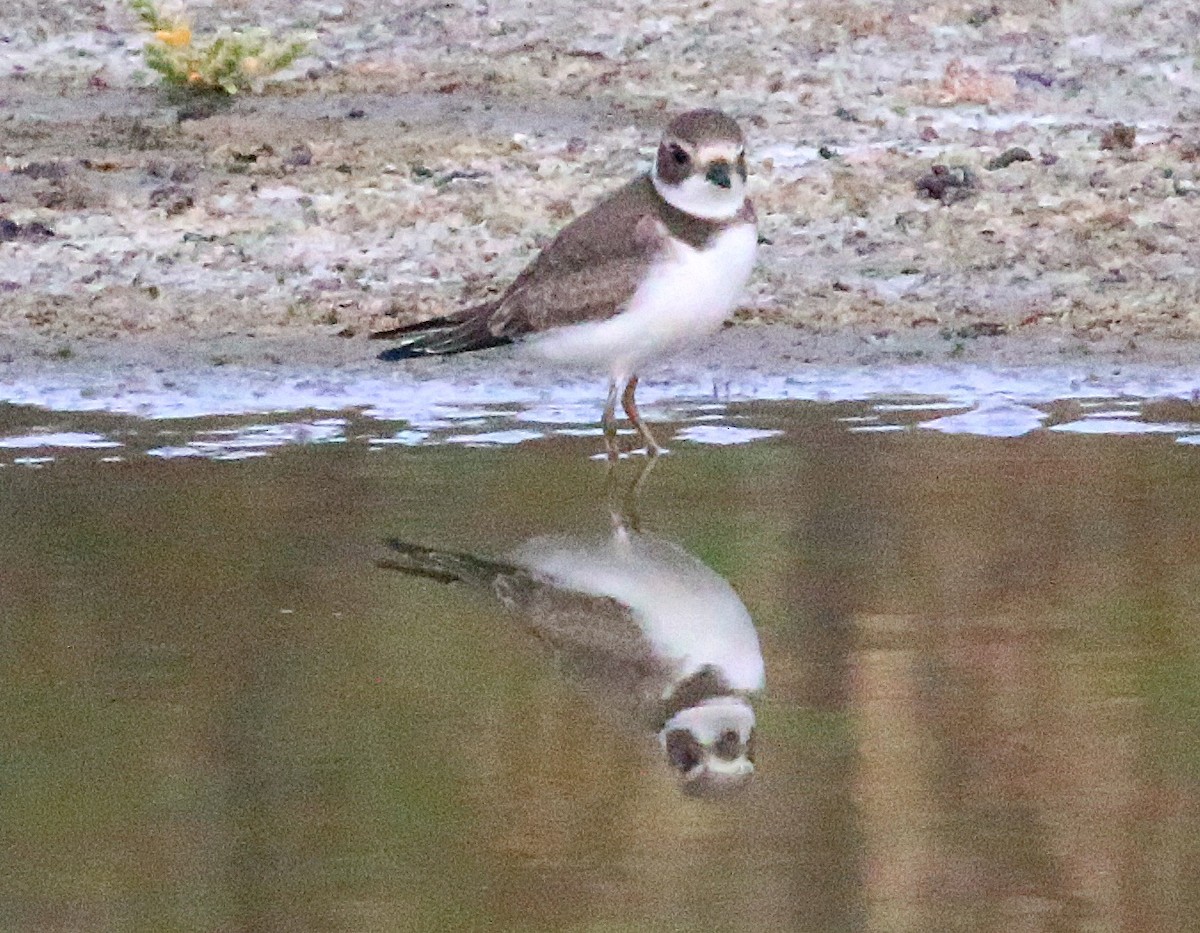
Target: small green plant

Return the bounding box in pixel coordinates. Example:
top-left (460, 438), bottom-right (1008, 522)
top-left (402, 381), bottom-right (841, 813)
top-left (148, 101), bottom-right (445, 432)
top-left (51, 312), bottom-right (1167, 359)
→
top-left (128, 0), bottom-right (308, 96)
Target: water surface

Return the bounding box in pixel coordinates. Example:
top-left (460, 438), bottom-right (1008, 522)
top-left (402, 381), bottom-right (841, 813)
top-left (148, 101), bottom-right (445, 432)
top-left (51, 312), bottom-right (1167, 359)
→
top-left (3, 396), bottom-right (1200, 932)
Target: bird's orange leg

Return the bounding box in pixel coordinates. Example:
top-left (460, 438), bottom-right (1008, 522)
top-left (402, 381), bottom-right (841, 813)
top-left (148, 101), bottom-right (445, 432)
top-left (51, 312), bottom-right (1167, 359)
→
top-left (621, 375), bottom-right (663, 457)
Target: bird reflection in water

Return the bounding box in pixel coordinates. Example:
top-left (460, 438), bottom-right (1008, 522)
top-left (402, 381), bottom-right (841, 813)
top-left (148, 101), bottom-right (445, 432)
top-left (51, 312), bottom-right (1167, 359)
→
top-left (378, 466), bottom-right (765, 796)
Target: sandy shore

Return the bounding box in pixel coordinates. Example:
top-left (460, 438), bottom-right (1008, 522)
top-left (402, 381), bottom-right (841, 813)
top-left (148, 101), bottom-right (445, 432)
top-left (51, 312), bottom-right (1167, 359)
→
top-left (2, 0), bottom-right (1200, 376)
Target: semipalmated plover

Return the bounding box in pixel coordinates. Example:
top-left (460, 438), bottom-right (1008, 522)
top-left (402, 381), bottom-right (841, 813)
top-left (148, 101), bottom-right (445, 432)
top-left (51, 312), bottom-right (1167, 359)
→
top-left (378, 524), bottom-right (764, 795)
top-left (376, 109), bottom-right (758, 458)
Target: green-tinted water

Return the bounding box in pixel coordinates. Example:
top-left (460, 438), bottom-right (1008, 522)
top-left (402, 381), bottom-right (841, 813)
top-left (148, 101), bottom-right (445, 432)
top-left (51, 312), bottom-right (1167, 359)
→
top-left (3, 406), bottom-right (1200, 932)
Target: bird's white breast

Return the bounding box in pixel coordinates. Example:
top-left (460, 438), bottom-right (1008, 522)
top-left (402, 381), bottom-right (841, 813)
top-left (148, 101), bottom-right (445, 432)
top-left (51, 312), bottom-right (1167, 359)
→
top-left (513, 532), bottom-right (766, 694)
top-left (527, 220), bottom-right (757, 382)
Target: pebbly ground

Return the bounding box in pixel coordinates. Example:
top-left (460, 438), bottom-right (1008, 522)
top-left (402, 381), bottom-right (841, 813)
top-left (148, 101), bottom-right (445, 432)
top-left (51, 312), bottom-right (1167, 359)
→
top-left (2, 0), bottom-right (1200, 381)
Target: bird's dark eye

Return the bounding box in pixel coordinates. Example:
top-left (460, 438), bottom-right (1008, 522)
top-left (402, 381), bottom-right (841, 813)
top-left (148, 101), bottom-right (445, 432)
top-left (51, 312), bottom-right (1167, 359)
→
top-left (665, 729), bottom-right (702, 772)
top-left (670, 144), bottom-right (689, 165)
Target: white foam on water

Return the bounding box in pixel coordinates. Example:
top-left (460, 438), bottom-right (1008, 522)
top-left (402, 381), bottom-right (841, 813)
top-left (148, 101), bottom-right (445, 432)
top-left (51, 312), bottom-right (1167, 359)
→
top-left (445, 429), bottom-right (545, 446)
top-left (6, 361), bottom-right (1200, 421)
top-left (1050, 419), bottom-right (1195, 435)
top-left (675, 426), bottom-right (784, 446)
top-left (5, 360), bottom-right (1200, 460)
top-left (369, 430), bottom-right (430, 447)
top-left (513, 403), bottom-right (600, 425)
top-left (213, 450), bottom-right (271, 461)
top-left (875, 402), bottom-right (968, 413)
top-left (147, 447), bottom-right (208, 460)
top-left (919, 399), bottom-right (1048, 438)
top-left (143, 420), bottom-right (346, 460)
top-left (0, 432), bottom-right (121, 449)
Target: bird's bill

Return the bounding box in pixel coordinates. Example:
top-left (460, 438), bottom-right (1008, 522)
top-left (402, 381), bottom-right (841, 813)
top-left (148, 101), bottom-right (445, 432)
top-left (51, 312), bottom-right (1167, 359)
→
top-left (705, 160), bottom-right (733, 189)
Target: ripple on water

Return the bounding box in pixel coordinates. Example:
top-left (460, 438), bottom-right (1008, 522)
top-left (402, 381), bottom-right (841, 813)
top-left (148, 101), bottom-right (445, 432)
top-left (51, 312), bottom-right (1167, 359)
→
top-left (5, 364), bottom-right (1200, 464)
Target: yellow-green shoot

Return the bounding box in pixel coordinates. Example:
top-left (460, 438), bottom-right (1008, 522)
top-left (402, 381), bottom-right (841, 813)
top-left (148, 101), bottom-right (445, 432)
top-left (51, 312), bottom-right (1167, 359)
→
top-left (128, 0), bottom-right (308, 96)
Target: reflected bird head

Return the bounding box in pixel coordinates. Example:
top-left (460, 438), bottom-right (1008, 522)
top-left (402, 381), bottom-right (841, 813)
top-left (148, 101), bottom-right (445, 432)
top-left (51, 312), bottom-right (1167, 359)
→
top-left (660, 695), bottom-right (757, 796)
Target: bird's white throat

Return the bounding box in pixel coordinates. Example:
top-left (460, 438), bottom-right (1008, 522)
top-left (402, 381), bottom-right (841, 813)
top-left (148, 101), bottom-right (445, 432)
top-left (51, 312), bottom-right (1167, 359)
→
top-left (652, 166), bottom-right (746, 220)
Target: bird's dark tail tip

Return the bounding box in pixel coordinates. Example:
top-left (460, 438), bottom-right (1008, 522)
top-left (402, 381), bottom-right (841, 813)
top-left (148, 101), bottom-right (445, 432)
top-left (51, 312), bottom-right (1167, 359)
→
top-left (371, 319), bottom-right (450, 361)
top-left (372, 306), bottom-right (512, 361)
top-left (377, 537), bottom-right (522, 588)
top-left (376, 344), bottom-right (426, 362)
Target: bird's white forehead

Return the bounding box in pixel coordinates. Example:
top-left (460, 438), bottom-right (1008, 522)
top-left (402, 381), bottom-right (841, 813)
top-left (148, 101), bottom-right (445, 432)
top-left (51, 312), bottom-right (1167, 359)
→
top-left (693, 142), bottom-right (744, 164)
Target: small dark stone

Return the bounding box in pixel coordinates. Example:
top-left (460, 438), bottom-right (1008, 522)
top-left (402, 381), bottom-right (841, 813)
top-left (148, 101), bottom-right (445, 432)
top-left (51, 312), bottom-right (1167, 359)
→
top-left (283, 144), bottom-right (313, 167)
top-left (231, 150), bottom-right (259, 165)
top-left (35, 184), bottom-right (89, 211)
top-left (961, 321), bottom-right (1007, 338)
top-left (335, 163), bottom-right (353, 175)
top-left (941, 321), bottom-right (1007, 340)
top-left (177, 98), bottom-right (225, 123)
top-left (1100, 122), bottom-right (1136, 151)
top-left (915, 164), bottom-right (976, 204)
top-left (347, 108), bottom-right (366, 119)
top-left (434, 169), bottom-right (489, 188)
top-left (966, 4), bottom-right (999, 26)
top-left (0, 218), bottom-right (54, 241)
top-left (1014, 68), bottom-right (1055, 88)
top-left (149, 185), bottom-right (194, 215)
top-left (986, 146), bottom-right (1034, 170)
top-left (15, 161), bottom-right (69, 180)
top-left (817, 145), bottom-right (838, 160)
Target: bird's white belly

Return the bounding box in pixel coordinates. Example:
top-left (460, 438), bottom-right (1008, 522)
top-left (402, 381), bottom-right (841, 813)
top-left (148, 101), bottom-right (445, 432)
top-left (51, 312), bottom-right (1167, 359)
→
top-left (515, 532), bottom-right (766, 694)
top-left (526, 222), bottom-right (757, 381)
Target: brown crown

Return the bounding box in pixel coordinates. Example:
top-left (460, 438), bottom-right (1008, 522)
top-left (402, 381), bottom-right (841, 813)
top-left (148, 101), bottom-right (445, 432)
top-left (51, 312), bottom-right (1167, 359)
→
top-left (663, 108), bottom-right (745, 147)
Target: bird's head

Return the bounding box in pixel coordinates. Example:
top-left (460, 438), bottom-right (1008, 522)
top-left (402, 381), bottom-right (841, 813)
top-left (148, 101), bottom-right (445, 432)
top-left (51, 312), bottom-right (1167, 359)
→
top-left (660, 695), bottom-right (757, 796)
top-left (652, 108), bottom-right (749, 221)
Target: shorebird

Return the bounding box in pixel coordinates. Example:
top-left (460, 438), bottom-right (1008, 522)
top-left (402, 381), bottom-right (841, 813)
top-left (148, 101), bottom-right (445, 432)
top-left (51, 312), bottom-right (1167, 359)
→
top-left (375, 109), bottom-right (758, 458)
top-left (378, 520), bottom-right (765, 795)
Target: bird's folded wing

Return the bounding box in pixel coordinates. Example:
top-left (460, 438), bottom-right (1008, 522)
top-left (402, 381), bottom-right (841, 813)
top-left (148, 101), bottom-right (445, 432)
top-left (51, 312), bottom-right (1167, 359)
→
top-left (486, 202), bottom-right (672, 337)
top-left (489, 255), bottom-right (653, 335)
top-left (379, 539), bottom-right (664, 674)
